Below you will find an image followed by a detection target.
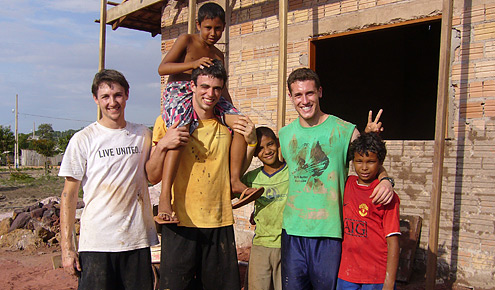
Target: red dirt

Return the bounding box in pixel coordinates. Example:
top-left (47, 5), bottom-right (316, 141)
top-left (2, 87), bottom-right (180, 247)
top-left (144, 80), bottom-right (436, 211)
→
top-left (0, 246), bottom-right (78, 290)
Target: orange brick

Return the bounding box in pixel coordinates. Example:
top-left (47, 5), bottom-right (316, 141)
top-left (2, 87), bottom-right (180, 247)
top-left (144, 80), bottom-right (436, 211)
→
top-left (474, 22), bottom-right (495, 41)
top-left (487, 3), bottom-right (495, 21)
top-left (324, 2), bottom-right (341, 17)
top-left (242, 49), bottom-right (255, 61)
top-left (484, 100), bottom-right (495, 117)
top-left (253, 19), bottom-right (266, 32)
top-left (376, 0), bottom-right (399, 5)
top-left (341, 0), bottom-right (358, 13)
top-left (359, 0), bottom-right (376, 9)
top-left (230, 24), bottom-right (241, 37)
top-left (289, 0), bottom-right (304, 10)
top-left (241, 22), bottom-right (254, 34)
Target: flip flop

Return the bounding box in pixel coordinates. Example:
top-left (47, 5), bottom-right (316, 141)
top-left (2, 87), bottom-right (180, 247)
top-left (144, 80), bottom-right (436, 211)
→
top-left (153, 212), bottom-right (179, 224)
top-left (232, 187), bottom-right (265, 209)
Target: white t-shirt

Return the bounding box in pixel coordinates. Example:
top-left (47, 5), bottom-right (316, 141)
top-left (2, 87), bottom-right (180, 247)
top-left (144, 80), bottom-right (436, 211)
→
top-left (59, 121), bottom-right (158, 252)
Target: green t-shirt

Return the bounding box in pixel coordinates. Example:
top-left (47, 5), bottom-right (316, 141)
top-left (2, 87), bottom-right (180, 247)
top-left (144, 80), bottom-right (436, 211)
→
top-left (242, 164), bottom-right (288, 248)
top-left (279, 115), bottom-right (355, 238)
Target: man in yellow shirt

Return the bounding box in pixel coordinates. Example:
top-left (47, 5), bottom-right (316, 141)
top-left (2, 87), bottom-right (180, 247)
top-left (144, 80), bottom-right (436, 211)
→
top-left (146, 60), bottom-right (242, 289)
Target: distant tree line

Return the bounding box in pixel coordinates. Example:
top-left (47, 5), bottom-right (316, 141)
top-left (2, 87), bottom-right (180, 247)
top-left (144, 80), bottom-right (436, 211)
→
top-left (0, 124), bottom-right (80, 164)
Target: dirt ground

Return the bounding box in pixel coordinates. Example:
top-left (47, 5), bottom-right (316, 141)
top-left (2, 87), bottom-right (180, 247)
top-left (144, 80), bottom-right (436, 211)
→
top-left (0, 168), bottom-right (65, 218)
top-left (0, 168), bottom-right (464, 290)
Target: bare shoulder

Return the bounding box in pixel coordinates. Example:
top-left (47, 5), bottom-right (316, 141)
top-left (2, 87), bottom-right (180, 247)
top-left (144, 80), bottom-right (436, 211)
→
top-left (211, 45), bottom-right (225, 61)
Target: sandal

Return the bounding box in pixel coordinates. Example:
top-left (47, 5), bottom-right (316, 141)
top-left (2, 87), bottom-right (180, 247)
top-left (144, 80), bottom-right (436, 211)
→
top-left (232, 187), bottom-right (264, 209)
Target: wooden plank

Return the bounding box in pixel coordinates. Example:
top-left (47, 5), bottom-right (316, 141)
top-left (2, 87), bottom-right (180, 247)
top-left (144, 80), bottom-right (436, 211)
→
top-left (106, 0), bottom-right (165, 23)
top-left (426, 0), bottom-right (454, 288)
top-left (310, 16), bottom-right (442, 42)
top-left (277, 0), bottom-right (288, 133)
top-left (98, 0), bottom-right (107, 120)
top-left (188, 0), bottom-right (196, 34)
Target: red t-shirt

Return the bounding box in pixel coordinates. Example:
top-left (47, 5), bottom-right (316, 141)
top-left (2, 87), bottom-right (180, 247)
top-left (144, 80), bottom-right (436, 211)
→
top-left (338, 175), bottom-right (401, 284)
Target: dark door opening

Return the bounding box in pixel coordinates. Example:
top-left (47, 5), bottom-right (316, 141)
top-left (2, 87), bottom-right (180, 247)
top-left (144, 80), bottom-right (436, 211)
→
top-left (312, 18), bottom-right (441, 140)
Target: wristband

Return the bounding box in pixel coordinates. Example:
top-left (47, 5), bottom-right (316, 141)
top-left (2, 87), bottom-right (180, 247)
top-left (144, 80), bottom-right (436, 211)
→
top-left (380, 177), bottom-right (395, 187)
top-left (248, 141), bottom-right (258, 147)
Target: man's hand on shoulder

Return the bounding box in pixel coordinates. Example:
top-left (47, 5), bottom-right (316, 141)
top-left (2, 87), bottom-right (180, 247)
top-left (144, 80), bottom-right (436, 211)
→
top-left (370, 178), bottom-right (394, 205)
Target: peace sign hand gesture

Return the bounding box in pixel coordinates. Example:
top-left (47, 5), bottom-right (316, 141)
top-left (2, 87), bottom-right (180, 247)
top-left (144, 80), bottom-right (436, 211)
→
top-left (365, 109), bottom-right (384, 134)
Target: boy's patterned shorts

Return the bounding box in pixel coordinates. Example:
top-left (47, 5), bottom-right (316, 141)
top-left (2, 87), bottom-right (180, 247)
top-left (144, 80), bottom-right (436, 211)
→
top-left (161, 81), bottom-right (241, 134)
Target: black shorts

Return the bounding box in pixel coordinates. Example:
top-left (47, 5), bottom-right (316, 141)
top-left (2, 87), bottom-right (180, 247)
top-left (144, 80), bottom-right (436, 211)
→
top-left (78, 247), bottom-right (153, 290)
top-left (159, 224), bottom-right (241, 290)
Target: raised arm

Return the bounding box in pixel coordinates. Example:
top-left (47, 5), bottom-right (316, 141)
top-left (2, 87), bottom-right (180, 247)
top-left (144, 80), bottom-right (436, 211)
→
top-left (230, 115), bottom-right (257, 175)
top-left (60, 177), bottom-right (82, 276)
top-left (158, 34), bottom-right (214, 76)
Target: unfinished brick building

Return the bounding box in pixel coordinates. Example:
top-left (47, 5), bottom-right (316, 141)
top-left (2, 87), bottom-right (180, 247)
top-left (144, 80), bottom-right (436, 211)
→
top-left (106, 0), bottom-right (495, 287)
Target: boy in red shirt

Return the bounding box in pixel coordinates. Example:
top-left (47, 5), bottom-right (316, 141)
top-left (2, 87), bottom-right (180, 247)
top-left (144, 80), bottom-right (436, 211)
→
top-left (337, 133), bottom-right (400, 290)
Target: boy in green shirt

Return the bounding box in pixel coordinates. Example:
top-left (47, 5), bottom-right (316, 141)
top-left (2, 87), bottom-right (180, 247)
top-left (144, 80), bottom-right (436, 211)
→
top-left (242, 127), bottom-right (288, 290)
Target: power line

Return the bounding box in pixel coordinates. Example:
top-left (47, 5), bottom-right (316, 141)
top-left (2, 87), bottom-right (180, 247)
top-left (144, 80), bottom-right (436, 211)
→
top-left (19, 113), bottom-right (93, 123)
top-left (18, 112), bottom-right (154, 127)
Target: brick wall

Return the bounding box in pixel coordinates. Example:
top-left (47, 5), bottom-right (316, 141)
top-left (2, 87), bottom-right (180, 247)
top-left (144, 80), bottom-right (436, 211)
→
top-left (160, 0), bottom-right (495, 287)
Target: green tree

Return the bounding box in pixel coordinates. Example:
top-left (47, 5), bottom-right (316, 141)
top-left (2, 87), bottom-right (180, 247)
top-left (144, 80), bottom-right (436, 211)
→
top-left (36, 123), bottom-right (55, 141)
top-left (57, 129), bottom-right (78, 153)
top-left (32, 139), bottom-right (58, 157)
top-left (18, 133), bottom-right (33, 150)
top-left (0, 125), bottom-right (14, 153)
top-left (32, 124), bottom-right (58, 158)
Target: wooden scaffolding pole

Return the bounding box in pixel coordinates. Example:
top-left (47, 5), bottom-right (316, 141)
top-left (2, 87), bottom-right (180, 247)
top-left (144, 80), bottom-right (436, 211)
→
top-left (425, 0), bottom-right (454, 288)
top-left (97, 0), bottom-right (107, 120)
top-left (188, 0), bottom-right (196, 34)
top-left (277, 0), bottom-right (288, 132)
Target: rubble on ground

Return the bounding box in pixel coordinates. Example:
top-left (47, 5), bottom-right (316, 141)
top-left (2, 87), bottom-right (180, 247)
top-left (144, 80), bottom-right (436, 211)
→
top-left (0, 197), bottom-right (84, 250)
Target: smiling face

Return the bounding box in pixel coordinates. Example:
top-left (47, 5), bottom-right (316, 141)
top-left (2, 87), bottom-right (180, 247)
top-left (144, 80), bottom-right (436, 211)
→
top-left (191, 74), bottom-right (224, 119)
top-left (256, 135), bottom-right (281, 168)
top-left (289, 80), bottom-right (324, 127)
top-left (352, 151), bottom-right (381, 186)
top-left (93, 82), bottom-right (128, 129)
top-left (197, 17), bottom-right (225, 46)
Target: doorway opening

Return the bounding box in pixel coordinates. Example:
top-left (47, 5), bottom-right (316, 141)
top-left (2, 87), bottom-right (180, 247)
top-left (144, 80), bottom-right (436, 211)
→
top-left (310, 17), bottom-right (441, 140)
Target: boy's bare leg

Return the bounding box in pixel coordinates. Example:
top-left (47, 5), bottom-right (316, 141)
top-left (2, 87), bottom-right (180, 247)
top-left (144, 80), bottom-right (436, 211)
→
top-left (156, 137), bottom-right (184, 224)
top-left (230, 131), bottom-right (249, 195)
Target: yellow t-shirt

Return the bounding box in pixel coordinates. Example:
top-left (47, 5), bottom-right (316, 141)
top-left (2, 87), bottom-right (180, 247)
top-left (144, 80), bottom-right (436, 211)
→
top-left (152, 116), bottom-right (234, 228)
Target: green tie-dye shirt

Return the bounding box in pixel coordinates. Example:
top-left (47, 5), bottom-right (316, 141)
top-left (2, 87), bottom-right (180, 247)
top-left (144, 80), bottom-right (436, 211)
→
top-left (279, 115), bottom-right (355, 238)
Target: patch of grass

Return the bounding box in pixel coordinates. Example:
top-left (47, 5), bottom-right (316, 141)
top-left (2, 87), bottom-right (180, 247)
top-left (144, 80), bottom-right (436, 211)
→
top-left (9, 171), bottom-right (35, 182)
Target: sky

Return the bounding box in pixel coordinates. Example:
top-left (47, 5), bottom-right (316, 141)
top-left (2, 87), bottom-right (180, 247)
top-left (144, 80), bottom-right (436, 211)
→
top-left (0, 0), bottom-right (162, 134)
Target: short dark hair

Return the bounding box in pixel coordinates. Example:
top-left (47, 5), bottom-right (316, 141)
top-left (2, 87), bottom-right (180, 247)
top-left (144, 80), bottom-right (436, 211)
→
top-left (198, 2), bottom-right (226, 25)
top-left (191, 59), bottom-right (227, 86)
top-left (91, 69), bottom-right (130, 96)
top-left (349, 132), bottom-right (387, 163)
top-left (287, 68), bottom-right (321, 94)
top-left (255, 126), bottom-right (279, 155)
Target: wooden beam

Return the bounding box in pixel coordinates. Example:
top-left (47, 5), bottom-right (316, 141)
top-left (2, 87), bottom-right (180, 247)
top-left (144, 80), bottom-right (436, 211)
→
top-left (188, 0), bottom-right (196, 34)
top-left (277, 0), bottom-right (288, 132)
top-left (106, 0), bottom-right (165, 23)
top-left (425, 0), bottom-right (454, 288)
top-left (98, 0), bottom-right (107, 120)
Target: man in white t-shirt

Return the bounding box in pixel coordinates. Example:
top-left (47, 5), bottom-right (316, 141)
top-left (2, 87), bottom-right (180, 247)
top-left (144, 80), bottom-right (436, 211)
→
top-left (59, 69), bottom-right (187, 290)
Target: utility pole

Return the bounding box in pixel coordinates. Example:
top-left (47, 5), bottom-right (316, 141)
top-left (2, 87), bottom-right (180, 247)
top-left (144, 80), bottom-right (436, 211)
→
top-left (14, 94), bottom-right (19, 168)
